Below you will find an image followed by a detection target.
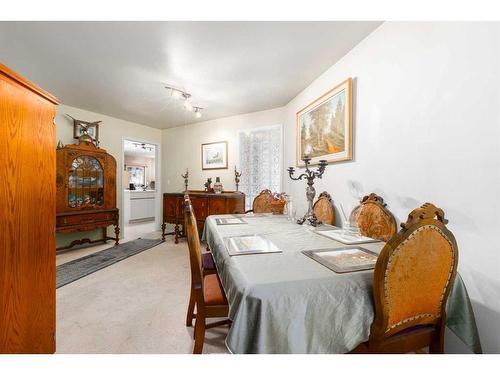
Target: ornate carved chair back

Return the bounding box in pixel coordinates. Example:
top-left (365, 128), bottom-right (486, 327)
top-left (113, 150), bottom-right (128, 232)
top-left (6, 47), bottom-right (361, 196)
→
top-left (252, 189), bottom-right (275, 213)
top-left (350, 193), bottom-right (397, 242)
top-left (184, 194), bottom-right (203, 289)
top-left (312, 191), bottom-right (336, 225)
top-left (369, 203), bottom-right (459, 347)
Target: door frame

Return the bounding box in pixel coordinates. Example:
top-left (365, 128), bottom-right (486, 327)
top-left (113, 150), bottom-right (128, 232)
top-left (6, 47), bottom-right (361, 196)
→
top-left (121, 137), bottom-right (162, 239)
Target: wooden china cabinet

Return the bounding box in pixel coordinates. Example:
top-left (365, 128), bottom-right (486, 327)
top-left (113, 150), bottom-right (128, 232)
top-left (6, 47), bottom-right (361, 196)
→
top-left (55, 139), bottom-right (120, 250)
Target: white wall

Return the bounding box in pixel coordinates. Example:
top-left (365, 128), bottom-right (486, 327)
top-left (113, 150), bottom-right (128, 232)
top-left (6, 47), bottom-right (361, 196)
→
top-left (162, 107), bottom-right (284, 192)
top-left (282, 22), bottom-right (500, 353)
top-left (55, 104), bottom-right (162, 247)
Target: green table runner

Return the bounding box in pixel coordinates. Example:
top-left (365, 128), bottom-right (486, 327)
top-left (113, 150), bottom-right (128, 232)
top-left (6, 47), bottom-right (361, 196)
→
top-left (202, 214), bottom-right (482, 354)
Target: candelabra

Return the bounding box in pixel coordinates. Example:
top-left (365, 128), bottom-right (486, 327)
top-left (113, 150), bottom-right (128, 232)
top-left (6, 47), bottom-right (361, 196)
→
top-left (181, 168), bottom-right (189, 191)
top-left (287, 155), bottom-right (327, 226)
top-left (234, 166), bottom-right (242, 191)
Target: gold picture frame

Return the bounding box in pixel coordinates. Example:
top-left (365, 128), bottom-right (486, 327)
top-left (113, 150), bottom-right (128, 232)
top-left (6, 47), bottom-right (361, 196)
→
top-left (201, 141), bottom-right (228, 170)
top-left (296, 78), bottom-right (352, 167)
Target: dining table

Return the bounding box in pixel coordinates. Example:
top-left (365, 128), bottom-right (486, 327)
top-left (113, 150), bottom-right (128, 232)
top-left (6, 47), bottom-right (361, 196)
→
top-left (202, 213), bottom-right (482, 354)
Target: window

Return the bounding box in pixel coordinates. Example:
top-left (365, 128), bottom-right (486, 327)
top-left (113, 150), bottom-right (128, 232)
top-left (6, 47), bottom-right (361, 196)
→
top-left (238, 125), bottom-right (282, 210)
top-left (127, 165), bottom-right (146, 187)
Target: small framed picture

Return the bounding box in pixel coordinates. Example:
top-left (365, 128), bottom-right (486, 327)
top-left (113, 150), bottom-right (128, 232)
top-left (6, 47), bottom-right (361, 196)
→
top-left (201, 141), bottom-right (228, 170)
top-left (225, 234), bottom-right (282, 256)
top-left (215, 217), bottom-right (247, 225)
top-left (302, 247), bottom-right (378, 273)
top-left (73, 120), bottom-right (100, 142)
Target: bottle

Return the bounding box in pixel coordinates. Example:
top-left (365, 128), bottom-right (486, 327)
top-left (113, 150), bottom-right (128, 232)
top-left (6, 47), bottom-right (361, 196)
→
top-left (213, 177), bottom-right (223, 194)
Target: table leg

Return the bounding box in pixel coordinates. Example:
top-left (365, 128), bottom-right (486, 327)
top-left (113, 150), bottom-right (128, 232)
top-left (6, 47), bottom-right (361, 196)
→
top-left (161, 222), bottom-right (166, 241)
top-left (114, 224), bottom-right (120, 246)
top-left (174, 224), bottom-right (180, 244)
top-left (102, 227), bottom-right (108, 243)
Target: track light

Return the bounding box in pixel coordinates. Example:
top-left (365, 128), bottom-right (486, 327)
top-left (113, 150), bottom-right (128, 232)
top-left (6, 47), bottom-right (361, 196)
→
top-left (194, 107), bottom-right (202, 119)
top-left (165, 85), bottom-right (203, 117)
top-left (171, 89), bottom-right (182, 100)
top-left (184, 99), bottom-right (193, 111)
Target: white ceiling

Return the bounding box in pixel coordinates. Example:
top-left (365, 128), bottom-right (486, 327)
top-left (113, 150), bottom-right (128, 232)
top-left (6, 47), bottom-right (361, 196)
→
top-left (0, 21), bottom-right (381, 128)
top-left (123, 140), bottom-right (156, 158)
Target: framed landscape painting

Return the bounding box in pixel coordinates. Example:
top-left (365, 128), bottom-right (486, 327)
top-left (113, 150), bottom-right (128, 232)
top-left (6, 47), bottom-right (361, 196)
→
top-left (296, 78), bottom-right (352, 166)
top-left (201, 141), bottom-right (228, 170)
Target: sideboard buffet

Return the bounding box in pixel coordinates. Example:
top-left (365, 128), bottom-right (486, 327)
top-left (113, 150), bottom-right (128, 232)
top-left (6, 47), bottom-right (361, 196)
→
top-left (162, 191), bottom-right (245, 243)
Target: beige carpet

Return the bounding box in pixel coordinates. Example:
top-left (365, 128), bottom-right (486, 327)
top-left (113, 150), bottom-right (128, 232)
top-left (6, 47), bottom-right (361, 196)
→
top-left (56, 232), bottom-right (229, 354)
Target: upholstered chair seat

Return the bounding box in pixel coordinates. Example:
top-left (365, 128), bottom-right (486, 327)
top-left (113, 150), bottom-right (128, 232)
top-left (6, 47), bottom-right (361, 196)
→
top-left (203, 274), bottom-right (228, 306)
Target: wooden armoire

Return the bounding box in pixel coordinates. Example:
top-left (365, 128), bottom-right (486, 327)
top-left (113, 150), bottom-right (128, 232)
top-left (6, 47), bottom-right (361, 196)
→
top-left (0, 63), bottom-right (59, 353)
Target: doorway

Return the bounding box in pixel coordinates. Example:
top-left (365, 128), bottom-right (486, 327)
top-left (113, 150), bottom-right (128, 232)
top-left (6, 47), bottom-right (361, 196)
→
top-left (121, 138), bottom-right (161, 241)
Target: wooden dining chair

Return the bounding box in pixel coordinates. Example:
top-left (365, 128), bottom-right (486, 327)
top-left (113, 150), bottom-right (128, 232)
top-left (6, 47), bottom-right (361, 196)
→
top-left (201, 251), bottom-right (216, 276)
top-left (312, 191), bottom-right (335, 225)
top-left (351, 203), bottom-right (458, 354)
top-left (183, 194), bottom-right (230, 354)
top-left (246, 189), bottom-right (277, 214)
top-left (350, 193), bottom-right (397, 242)
top-left (186, 249), bottom-right (217, 328)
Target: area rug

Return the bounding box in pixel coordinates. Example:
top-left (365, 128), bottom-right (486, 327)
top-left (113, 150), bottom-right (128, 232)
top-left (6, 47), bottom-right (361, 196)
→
top-left (56, 238), bottom-right (163, 288)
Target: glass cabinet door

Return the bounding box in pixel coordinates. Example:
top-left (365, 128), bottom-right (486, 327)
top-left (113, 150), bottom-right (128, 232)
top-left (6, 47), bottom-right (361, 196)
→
top-left (68, 155), bottom-right (104, 208)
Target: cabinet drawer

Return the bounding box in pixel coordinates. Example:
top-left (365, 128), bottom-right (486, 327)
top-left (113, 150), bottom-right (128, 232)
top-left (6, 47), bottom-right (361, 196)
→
top-left (57, 211), bottom-right (115, 227)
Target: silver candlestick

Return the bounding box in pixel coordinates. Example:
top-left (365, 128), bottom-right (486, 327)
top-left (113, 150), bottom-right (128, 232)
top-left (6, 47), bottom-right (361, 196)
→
top-left (181, 168), bottom-right (189, 191)
top-left (234, 166), bottom-right (242, 191)
top-left (287, 155), bottom-right (327, 226)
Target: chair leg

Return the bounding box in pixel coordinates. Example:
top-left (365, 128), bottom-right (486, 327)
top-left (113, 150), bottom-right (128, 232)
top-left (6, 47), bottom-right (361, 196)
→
top-left (429, 339), bottom-right (444, 353)
top-left (193, 313), bottom-right (206, 354)
top-left (429, 325), bottom-right (445, 354)
top-left (186, 287), bottom-right (196, 327)
top-left (206, 319), bottom-right (231, 329)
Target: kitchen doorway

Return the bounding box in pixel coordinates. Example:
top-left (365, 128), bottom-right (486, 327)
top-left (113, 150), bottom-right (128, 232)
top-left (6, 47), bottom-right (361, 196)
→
top-left (121, 138), bottom-right (161, 241)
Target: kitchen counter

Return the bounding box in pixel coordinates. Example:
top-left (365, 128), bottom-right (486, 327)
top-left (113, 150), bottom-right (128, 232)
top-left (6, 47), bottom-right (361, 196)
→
top-left (123, 190), bottom-right (157, 223)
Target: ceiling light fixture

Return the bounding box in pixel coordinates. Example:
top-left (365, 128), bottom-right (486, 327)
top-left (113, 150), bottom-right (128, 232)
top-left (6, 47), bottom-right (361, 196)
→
top-left (132, 142), bottom-right (154, 152)
top-left (184, 98), bottom-right (193, 112)
top-left (170, 88), bottom-right (182, 100)
top-left (193, 107), bottom-right (203, 119)
top-left (165, 85), bottom-right (203, 118)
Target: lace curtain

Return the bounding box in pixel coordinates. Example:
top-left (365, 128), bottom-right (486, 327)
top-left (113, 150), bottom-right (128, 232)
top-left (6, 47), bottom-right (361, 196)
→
top-left (238, 125), bottom-right (282, 210)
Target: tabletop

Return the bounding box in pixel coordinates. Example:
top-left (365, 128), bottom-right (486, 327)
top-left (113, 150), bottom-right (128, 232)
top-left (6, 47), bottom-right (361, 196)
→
top-left (202, 214), bottom-right (482, 354)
